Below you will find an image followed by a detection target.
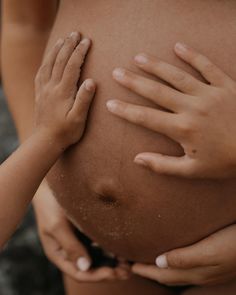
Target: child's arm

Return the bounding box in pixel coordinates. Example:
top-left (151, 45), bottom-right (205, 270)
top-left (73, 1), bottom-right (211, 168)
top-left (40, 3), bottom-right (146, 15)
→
top-left (107, 43), bottom-right (236, 179)
top-left (0, 33), bottom-right (95, 249)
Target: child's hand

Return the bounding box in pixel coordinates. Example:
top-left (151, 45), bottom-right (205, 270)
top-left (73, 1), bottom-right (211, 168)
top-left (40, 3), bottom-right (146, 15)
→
top-left (107, 43), bottom-right (236, 178)
top-left (132, 225), bottom-right (236, 286)
top-left (35, 32), bottom-right (95, 150)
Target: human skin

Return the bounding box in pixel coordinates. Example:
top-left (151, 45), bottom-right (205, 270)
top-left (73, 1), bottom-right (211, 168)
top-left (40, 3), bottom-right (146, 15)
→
top-left (44, 0), bottom-right (236, 294)
top-left (2, 0), bottom-right (129, 283)
top-left (0, 34), bottom-right (96, 250)
top-left (2, 2), bottom-right (236, 295)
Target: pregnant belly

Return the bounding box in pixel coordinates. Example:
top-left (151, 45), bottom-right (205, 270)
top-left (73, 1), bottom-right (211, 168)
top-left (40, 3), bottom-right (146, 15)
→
top-left (47, 0), bottom-right (236, 263)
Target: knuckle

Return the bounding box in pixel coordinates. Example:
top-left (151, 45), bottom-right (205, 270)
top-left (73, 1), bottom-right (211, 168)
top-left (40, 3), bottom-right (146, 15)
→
top-left (176, 119), bottom-right (193, 137)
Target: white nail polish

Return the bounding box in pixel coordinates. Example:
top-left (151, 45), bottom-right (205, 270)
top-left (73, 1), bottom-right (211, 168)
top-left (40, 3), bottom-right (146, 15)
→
top-left (135, 54), bottom-right (148, 64)
top-left (106, 100), bottom-right (118, 112)
top-left (113, 68), bottom-right (125, 80)
top-left (77, 257), bottom-right (91, 272)
top-left (155, 255), bottom-right (168, 269)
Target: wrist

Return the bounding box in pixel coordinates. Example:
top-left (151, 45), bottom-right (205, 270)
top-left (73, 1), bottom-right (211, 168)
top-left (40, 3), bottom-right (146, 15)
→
top-left (32, 127), bottom-right (67, 156)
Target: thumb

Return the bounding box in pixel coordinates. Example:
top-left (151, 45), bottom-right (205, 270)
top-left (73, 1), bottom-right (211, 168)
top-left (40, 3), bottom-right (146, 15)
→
top-left (55, 220), bottom-right (92, 272)
top-left (156, 242), bottom-right (213, 270)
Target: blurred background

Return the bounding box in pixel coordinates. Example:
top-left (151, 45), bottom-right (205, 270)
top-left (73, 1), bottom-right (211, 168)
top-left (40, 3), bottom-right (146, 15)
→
top-left (0, 89), bottom-right (64, 295)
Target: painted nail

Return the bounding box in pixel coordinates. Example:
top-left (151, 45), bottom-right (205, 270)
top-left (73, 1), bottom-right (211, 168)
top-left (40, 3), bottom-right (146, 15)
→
top-left (155, 255), bottom-right (168, 269)
top-left (106, 100), bottom-right (118, 112)
top-left (77, 257), bottom-right (91, 272)
top-left (113, 68), bottom-right (126, 81)
top-left (85, 79), bottom-right (95, 91)
top-left (135, 54), bottom-right (148, 64)
top-left (175, 42), bottom-right (188, 53)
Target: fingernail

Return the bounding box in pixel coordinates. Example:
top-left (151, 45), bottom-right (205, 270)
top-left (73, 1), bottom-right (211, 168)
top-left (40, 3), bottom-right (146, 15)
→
top-left (134, 157), bottom-right (147, 167)
top-left (80, 38), bottom-right (91, 46)
top-left (156, 255), bottom-right (168, 269)
top-left (134, 54), bottom-right (148, 64)
top-left (70, 32), bottom-right (79, 40)
top-left (175, 42), bottom-right (188, 53)
top-left (113, 68), bottom-right (126, 81)
top-left (56, 38), bottom-right (64, 46)
top-left (85, 79), bottom-right (95, 91)
top-left (77, 257), bottom-right (91, 272)
top-left (106, 100), bottom-right (118, 112)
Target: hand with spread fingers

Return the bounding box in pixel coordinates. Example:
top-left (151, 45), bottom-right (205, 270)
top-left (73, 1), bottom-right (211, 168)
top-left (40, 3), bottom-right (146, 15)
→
top-left (131, 225), bottom-right (236, 286)
top-left (107, 43), bottom-right (236, 179)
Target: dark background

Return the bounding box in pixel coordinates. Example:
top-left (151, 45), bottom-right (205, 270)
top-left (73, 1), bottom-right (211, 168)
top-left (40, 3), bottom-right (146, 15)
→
top-left (0, 89), bottom-right (64, 295)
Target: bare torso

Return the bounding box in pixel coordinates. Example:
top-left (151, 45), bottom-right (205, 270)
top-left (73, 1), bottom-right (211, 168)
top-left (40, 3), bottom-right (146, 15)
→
top-left (47, 0), bottom-right (236, 265)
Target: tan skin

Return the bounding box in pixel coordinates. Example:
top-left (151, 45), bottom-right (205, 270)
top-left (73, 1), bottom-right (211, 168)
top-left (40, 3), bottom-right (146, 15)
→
top-left (3, 1), bottom-right (236, 295)
top-left (107, 45), bottom-right (236, 285)
top-left (0, 34), bottom-right (96, 249)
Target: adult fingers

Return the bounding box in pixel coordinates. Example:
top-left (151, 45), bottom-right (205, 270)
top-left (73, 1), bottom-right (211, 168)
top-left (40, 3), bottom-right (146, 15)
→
top-left (133, 53), bottom-right (205, 95)
top-left (75, 267), bottom-right (120, 282)
top-left (174, 43), bottom-right (232, 86)
top-left (51, 220), bottom-right (92, 272)
top-left (112, 68), bottom-right (190, 112)
top-left (51, 31), bottom-right (80, 82)
top-left (155, 240), bottom-right (219, 270)
top-left (132, 264), bottom-right (200, 286)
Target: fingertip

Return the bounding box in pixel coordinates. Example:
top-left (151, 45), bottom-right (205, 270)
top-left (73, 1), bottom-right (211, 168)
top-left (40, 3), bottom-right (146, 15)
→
top-left (134, 156), bottom-right (148, 167)
top-left (56, 38), bottom-right (65, 47)
top-left (80, 38), bottom-right (91, 47)
top-left (84, 79), bottom-right (96, 92)
top-left (106, 99), bottom-right (119, 113)
top-left (174, 42), bottom-right (188, 55)
top-left (76, 257), bottom-right (91, 272)
top-left (156, 255), bottom-right (168, 269)
top-left (134, 53), bottom-right (149, 65)
top-left (131, 263), bottom-right (143, 274)
top-left (70, 31), bottom-right (80, 41)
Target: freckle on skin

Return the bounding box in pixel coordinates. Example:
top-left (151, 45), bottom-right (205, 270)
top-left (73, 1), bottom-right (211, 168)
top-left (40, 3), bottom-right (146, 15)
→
top-left (192, 149), bottom-right (197, 154)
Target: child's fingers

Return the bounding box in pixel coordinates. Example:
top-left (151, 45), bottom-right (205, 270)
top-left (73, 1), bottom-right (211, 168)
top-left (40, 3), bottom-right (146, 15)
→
top-left (35, 38), bottom-right (64, 85)
top-left (133, 54), bottom-right (205, 95)
top-left (68, 79), bottom-right (96, 120)
top-left (62, 38), bottom-right (91, 89)
top-left (174, 43), bottom-right (231, 86)
top-left (134, 153), bottom-right (196, 178)
top-left (51, 32), bottom-right (80, 82)
top-left (112, 68), bottom-right (190, 112)
top-left (106, 99), bottom-right (180, 140)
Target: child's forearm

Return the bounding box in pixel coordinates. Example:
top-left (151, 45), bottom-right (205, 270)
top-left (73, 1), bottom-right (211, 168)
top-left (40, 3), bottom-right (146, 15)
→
top-left (0, 130), bottom-right (61, 249)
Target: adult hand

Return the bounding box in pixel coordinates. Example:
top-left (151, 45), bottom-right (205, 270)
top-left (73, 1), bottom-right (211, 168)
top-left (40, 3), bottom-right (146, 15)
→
top-left (33, 181), bottom-right (129, 282)
top-left (132, 224), bottom-right (236, 286)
